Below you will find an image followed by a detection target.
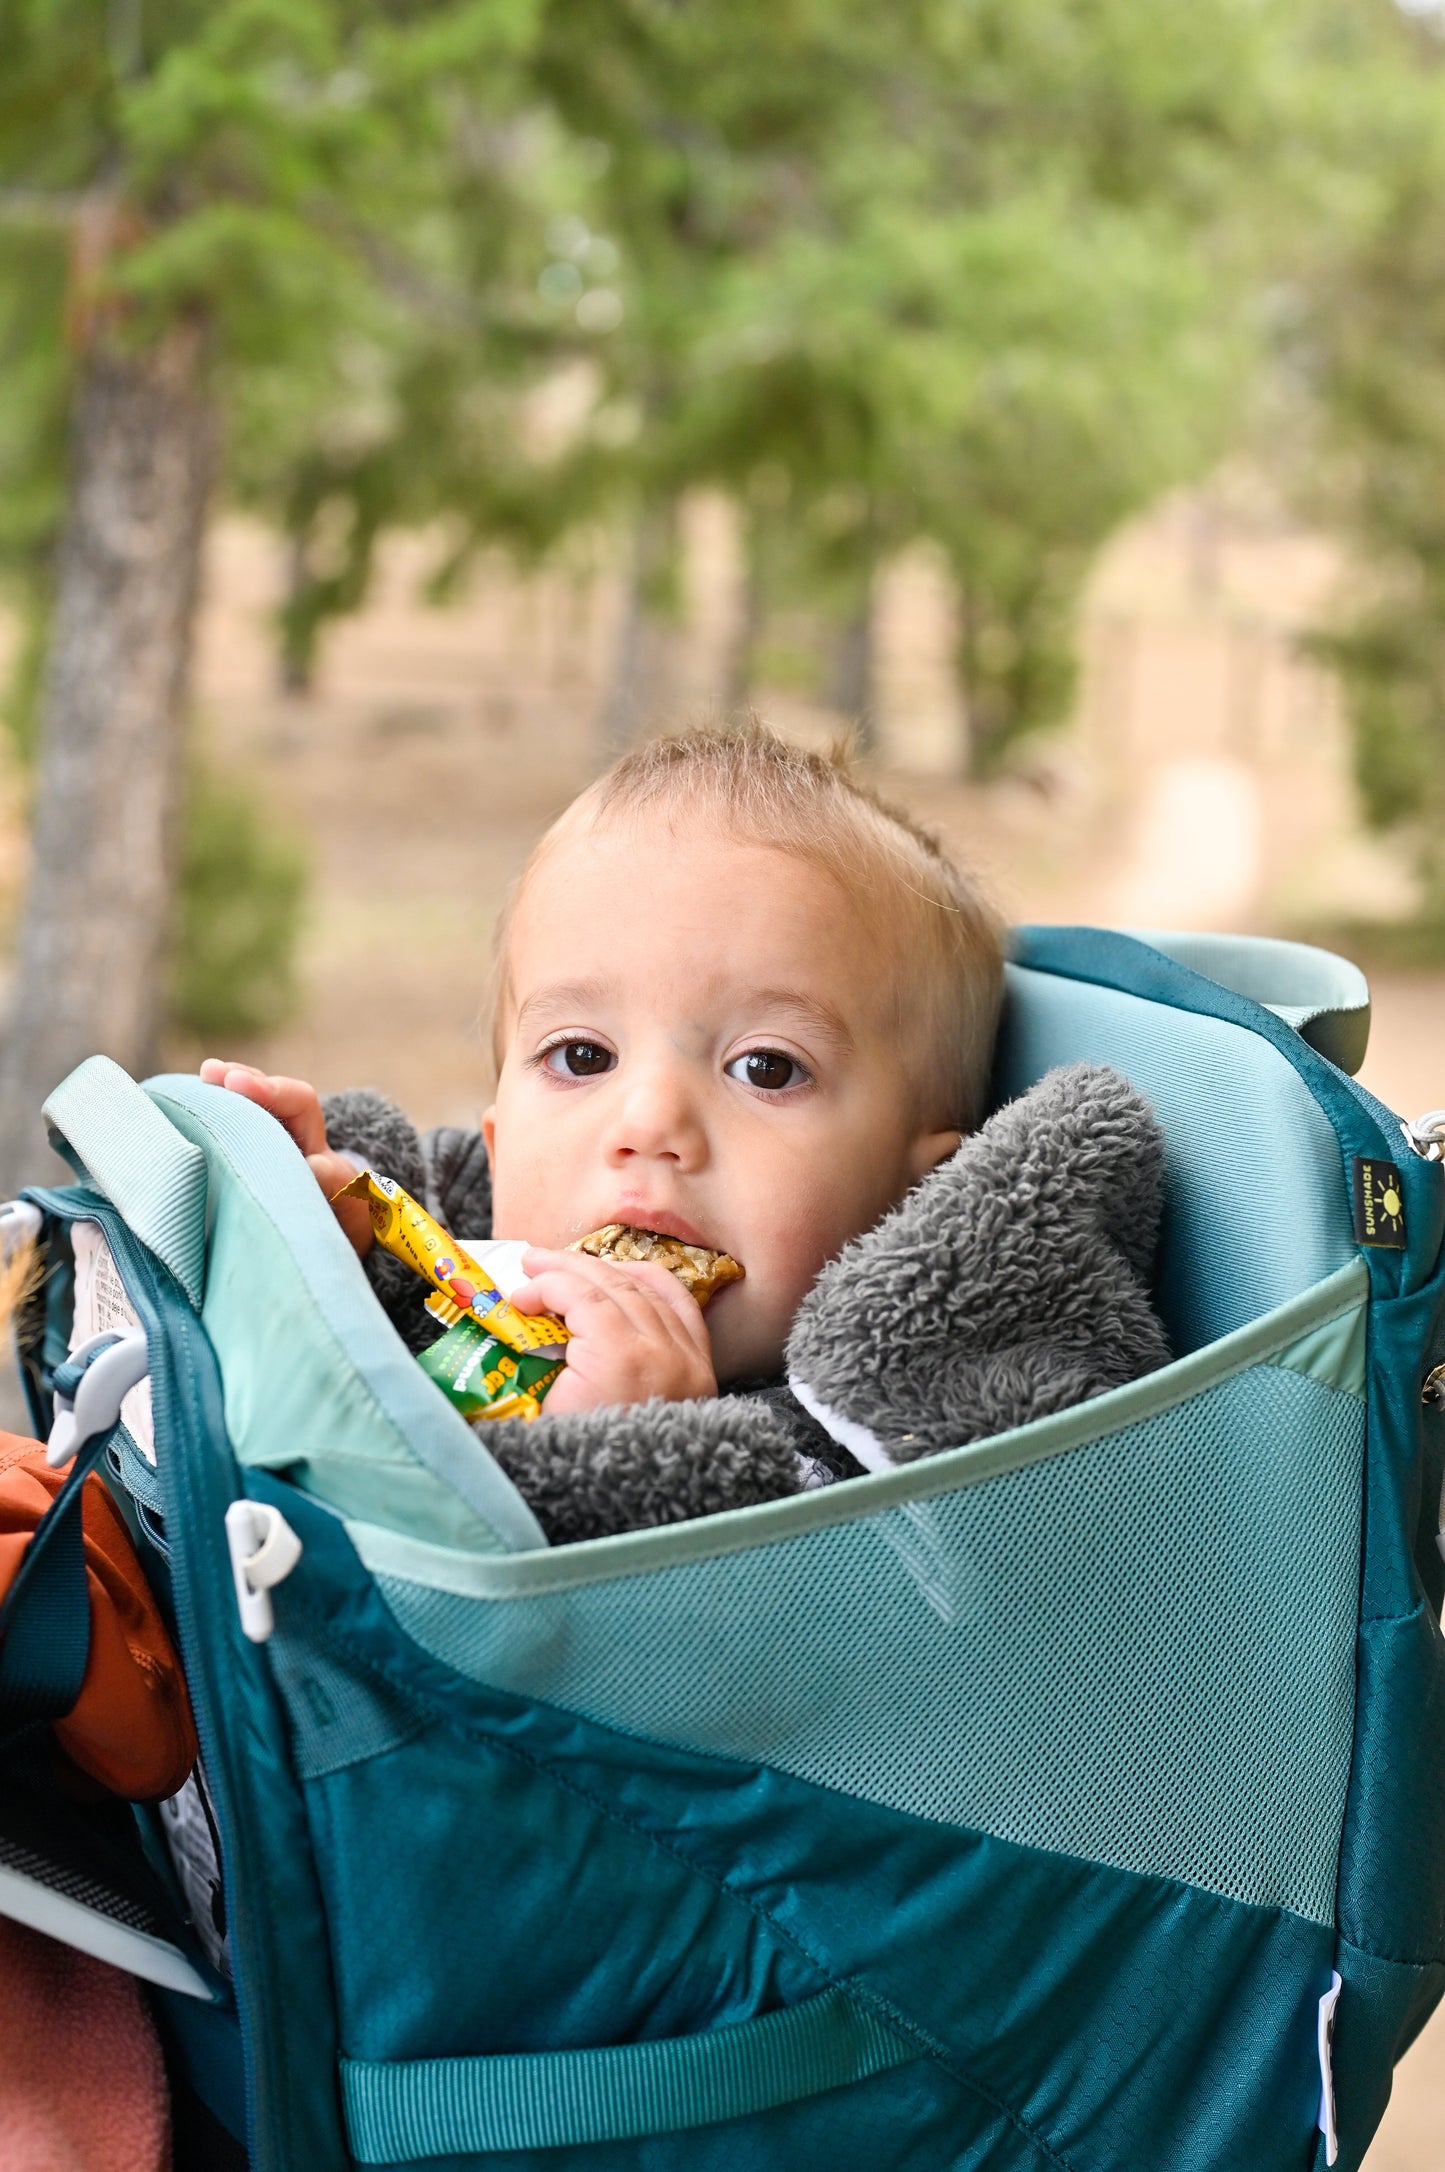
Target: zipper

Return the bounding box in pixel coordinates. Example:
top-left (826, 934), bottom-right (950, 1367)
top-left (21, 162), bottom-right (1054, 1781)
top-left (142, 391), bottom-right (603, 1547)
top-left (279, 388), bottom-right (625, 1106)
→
top-left (23, 1189), bottom-right (272, 2161)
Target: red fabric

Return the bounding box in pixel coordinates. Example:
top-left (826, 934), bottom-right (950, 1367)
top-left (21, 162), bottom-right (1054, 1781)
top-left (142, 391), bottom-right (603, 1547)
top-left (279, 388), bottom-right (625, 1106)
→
top-left (0, 1432), bottom-right (196, 1800)
top-left (0, 1917), bottom-right (171, 2171)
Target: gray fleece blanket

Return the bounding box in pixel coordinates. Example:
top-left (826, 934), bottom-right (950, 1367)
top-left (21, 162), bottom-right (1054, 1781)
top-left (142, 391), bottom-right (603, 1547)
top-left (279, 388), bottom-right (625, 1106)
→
top-left (323, 1063), bottom-right (1171, 1545)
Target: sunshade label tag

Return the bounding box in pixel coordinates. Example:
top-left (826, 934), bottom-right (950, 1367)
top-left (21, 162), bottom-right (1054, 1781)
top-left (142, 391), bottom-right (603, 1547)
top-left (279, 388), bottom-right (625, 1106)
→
top-left (1353, 1158), bottom-right (1406, 1249)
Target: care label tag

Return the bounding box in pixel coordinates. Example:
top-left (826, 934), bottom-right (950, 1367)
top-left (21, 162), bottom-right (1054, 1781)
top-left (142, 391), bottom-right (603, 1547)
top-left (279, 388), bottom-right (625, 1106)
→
top-left (69, 1220), bottom-right (155, 1463)
top-left (1352, 1158), bottom-right (1407, 1250)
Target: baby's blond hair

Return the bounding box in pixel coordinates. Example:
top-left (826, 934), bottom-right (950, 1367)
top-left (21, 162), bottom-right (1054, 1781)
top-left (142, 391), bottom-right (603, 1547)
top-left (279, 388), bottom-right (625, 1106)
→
top-left (490, 721), bottom-right (1006, 1130)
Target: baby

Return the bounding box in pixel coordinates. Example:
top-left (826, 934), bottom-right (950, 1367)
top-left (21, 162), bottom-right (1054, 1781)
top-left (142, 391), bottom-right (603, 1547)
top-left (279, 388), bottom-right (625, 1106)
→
top-left (202, 723), bottom-right (1168, 1539)
top-left (204, 724), bottom-right (1005, 1417)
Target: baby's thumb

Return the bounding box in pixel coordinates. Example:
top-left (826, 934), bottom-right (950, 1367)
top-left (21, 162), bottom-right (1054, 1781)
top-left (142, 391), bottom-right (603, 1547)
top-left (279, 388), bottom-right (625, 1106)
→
top-left (309, 1152), bottom-right (375, 1257)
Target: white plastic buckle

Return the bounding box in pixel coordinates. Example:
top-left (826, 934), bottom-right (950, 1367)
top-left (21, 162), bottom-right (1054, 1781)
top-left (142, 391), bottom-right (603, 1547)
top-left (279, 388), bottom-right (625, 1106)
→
top-left (224, 1501), bottom-right (302, 1644)
top-left (46, 1328), bottom-right (150, 1470)
top-left (1318, 1970), bottom-right (1342, 2166)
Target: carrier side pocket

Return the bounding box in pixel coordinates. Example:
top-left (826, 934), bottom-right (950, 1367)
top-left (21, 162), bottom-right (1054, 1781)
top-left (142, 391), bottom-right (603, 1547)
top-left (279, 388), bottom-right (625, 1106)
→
top-left (339, 1986), bottom-right (917, 2160)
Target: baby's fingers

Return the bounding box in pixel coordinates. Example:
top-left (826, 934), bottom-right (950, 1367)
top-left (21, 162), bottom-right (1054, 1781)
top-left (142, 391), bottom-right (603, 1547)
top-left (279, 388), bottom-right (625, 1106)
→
top-left (510, 1265), bottom-right (627, 1327)
top-left (310, 1152), bottom-right (374, 1256)
top-left (518, 1247), bottom-right (701, 1331)
top-left (607, 1258), bottom-right (714, 1357)
top-left (200, 1061), bottom-right (327, 1156)
top-left (510, 1259), bottom-right (716, 1409)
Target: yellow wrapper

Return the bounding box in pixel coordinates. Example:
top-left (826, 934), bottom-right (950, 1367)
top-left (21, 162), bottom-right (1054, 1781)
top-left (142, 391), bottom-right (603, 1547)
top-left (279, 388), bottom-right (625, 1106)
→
top-left (335, 1171), bottom-right (568, 1358)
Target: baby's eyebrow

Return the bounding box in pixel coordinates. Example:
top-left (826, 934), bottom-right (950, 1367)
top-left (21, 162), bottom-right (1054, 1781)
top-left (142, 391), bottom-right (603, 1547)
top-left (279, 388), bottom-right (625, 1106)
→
top-left (513, 978), bottom-right (855, 1053)
top-left (744, 989), bottom-right (855, 1053)
top-left (513, 978), bottom-right (615, 1035)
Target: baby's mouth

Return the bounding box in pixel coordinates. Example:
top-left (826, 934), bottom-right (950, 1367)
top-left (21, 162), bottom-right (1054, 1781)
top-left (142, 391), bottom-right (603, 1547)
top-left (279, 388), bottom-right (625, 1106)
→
top-left (600, 1205), bottom-right (712, 1249)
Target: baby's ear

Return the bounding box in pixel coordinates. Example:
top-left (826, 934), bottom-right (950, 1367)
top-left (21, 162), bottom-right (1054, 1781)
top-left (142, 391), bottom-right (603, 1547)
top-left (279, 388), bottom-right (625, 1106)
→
top-left (906, 1127), bottom-right (962, 1184)
top-left (481, 1106), bottom-right (497, 1163)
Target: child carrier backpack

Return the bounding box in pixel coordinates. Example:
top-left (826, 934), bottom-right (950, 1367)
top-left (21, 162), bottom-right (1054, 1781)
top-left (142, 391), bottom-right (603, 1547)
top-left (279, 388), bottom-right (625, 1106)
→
top-left (0, 926), bottom-right (1442, 2172)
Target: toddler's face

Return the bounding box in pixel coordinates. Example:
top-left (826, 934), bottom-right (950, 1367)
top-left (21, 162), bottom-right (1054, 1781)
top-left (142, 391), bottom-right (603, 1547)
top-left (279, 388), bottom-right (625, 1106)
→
top-left (484, 813), bottom-right (960, 1383)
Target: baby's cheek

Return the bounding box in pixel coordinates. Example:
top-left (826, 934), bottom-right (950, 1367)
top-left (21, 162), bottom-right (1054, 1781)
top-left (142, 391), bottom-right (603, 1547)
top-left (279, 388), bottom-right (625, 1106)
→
top-left (491, 1152), bottom-right (563, 1245)
top-left (746, 1217), bottom-right (840, 1346)
top-left (770, 1188), bottom-right (860, 1284)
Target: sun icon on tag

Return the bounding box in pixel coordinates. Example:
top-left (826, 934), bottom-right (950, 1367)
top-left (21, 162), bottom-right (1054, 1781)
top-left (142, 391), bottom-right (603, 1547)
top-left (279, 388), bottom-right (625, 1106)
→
top-left (1353, 1157), bottom-right (1407, 1249)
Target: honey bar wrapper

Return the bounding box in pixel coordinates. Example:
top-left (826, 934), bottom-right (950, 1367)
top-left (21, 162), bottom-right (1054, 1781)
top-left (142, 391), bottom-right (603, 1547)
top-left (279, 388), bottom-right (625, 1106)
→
top-left (334, 1170), bottom-right (569, 1363)
top-left (416, 1314), bottom-right (565, 1424)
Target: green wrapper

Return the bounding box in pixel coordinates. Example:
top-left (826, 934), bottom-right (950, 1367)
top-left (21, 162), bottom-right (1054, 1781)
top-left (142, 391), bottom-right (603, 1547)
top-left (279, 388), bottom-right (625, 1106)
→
top-left (417, 1314), bottom-right (565, 1422)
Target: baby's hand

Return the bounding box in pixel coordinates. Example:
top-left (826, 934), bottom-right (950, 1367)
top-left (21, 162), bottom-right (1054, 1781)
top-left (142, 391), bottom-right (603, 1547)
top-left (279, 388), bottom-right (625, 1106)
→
top-left (512, 1248), bottom-right (717, 1415)
top-left (198, 1060), bottom-right (373, 1257)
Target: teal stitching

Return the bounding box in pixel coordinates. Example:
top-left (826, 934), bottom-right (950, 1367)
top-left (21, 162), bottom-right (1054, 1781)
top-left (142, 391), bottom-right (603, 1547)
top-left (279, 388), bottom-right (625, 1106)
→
top-left (1334, 1920), bottom-right (1445, 1970)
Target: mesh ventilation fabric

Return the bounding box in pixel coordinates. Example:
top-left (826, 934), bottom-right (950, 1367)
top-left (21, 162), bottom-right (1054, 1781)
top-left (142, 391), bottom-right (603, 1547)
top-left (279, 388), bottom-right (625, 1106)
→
top-left (0, 1834), bottom-right (165, 1936)
top-left (379, 1364), bottom-right (1364, 1923)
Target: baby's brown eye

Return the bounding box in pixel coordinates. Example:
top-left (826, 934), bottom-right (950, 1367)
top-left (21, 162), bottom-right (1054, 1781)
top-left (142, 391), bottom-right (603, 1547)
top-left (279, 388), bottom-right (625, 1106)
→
top-left (726, 1049), bottom-right (804, 1092)
top-left (543, 1041), bottom-right (614, 1078)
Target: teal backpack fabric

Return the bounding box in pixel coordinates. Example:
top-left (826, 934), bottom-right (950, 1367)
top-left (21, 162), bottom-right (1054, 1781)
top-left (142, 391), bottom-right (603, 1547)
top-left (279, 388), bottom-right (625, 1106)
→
top-left (9, 926), bottom-right (1445, 2172)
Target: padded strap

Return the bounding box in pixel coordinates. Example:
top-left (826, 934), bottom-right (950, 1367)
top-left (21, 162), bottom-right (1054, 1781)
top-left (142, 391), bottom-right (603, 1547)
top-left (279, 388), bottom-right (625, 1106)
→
top-left (1129, 932), bottom-right (1371, 1075)
top-left (340, 1988), bottom-right (917, 2160)
top-left (43, 1056), bottom-right (208, 1307)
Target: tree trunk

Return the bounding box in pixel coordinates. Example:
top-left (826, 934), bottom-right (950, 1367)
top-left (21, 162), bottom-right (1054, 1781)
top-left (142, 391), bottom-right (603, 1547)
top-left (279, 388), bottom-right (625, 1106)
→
top-left (597, 499), bottom-right (678, 761)
top-left (826, 591), bottom-right (877, 755)
top-left (957, 587), bottom-right (1010, 780)
top-left (723, 520), bottom-right (765, 714)
top-left (0, 320), bottom-right (216, 1190)
top-left (279, 524), bottom-right (314, 695)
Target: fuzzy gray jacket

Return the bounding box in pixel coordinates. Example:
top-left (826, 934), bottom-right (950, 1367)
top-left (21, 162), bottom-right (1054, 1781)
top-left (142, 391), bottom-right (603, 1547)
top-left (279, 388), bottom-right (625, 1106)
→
top-left (323, 1062), bottom-right (1171, 1546)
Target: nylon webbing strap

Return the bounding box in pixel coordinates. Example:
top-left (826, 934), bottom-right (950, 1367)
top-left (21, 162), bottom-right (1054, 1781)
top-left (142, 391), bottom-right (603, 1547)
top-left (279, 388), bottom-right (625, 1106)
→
top-left (0, 1429), bottom-right (110, 1748)
top-left (43, 1055), bottom-right (208, 1307)
top-left (340, 1987), bottom-right (917, 2160)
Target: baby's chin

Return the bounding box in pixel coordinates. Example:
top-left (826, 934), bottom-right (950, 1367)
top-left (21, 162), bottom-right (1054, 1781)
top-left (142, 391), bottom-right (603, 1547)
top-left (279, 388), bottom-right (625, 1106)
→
top-left (708, 1292), bottom-right (786, 1389)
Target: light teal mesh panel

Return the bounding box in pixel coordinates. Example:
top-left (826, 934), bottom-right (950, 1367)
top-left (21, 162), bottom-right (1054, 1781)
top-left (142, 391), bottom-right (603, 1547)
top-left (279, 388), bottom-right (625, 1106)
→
top-left (995, 965), bottom-right (1356, 1352)
top-left (377, 1364), bottom-right (1363, 1923)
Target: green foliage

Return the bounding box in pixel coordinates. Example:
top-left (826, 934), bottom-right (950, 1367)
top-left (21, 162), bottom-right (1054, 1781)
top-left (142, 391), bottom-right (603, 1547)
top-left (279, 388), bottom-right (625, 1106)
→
top-left (170, 769), bottom-right (308, 1041)
top-left (5, 0), bottom-right (1433, 794)
top-left (0, 227), bottom-right (70, 759)
top-left (1, 592), bottom-right (49, 765)
top-left (523, 0), bottom-right (1290, 767)
top-left (1286, 5), bottom-right (1445, 899)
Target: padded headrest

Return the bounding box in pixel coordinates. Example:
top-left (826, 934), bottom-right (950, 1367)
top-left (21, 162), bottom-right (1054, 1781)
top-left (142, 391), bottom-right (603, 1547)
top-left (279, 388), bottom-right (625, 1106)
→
top-left (994, 956), bottom-right (1357, 1356)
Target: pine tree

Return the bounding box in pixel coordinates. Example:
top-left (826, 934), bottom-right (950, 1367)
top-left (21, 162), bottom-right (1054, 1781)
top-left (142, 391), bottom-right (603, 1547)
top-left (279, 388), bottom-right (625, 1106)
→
top-left (0, 0), bottom-right (541, 1182)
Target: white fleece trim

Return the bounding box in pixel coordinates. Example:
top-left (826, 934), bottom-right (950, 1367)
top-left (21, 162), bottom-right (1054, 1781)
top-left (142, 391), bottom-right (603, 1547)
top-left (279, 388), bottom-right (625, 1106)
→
top-left (787, 1374), bottom-right (897, 1473)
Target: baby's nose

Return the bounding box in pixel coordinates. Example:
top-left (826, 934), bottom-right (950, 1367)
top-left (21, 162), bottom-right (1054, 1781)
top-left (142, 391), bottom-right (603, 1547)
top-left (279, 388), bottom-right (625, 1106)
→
top-left (606, 1066), bottom-right (706, 1166)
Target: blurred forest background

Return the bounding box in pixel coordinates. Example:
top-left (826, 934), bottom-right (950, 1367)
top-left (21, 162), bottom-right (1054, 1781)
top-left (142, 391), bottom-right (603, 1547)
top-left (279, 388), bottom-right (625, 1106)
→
top-left (2, 3), bottom-right (1445, 2156)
